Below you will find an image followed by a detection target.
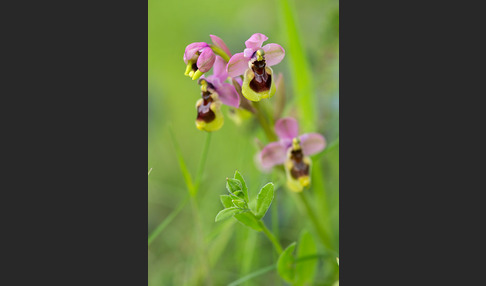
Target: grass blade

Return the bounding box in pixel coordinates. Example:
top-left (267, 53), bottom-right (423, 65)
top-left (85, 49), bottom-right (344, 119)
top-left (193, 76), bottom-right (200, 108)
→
top-left (227, 254), bottom-right (326, 286)
top-left (279, 0), bottom-right (315, 131)
top-left (168, 124), bottom-right (195, 196)
top-left (148, 194), bottom-right (189, 246)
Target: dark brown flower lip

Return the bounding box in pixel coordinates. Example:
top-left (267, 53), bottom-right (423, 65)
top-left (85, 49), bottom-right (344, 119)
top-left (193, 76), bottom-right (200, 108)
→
top-left (197, 93), bottom-right (216, 123)
top-left (249, 60), bottom-right (272, 93)
top-left (289, 148), bottom-right (309, 179)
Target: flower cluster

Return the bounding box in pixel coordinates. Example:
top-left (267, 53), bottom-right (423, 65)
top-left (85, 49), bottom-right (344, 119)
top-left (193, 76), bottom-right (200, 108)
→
top-left (183, 33), bottom-right (286, 132)
top-left (183, 33), bottom-right (326, 192)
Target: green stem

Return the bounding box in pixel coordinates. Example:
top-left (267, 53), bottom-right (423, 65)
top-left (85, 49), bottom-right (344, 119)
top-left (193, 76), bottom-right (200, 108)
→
top-left (210, 45), bottom-right (230, 62)
top-left (258, 220), bottom-right (283, 255)
top-left (298, 192), bottom-right (334, 252)
top-left (253, 101), bottom-right (278, 141)
top-left (271, 193), bottom-right (279, 247)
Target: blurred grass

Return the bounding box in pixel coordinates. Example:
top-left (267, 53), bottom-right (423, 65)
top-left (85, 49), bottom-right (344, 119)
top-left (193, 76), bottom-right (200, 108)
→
top-left (148, 0), bottom-right (338, 284)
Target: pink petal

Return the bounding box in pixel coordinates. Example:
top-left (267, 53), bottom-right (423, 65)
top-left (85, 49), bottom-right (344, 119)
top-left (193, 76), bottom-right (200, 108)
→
top-left (212, 56), bottom-right (228, 80)
top-left (243, 48), bottom-right (254, 59)
top-left (245, 33), bottom-right (268, 50)
top-left (196, 47), bottom-right (216, 73)
top-left (227, 52), bottom-right (250, 77)
top-left (216, 82), bottom-right (240, 108)
top-left (275, 117), bottom-right (299, 140)
top-left (204, 74), bottom-right (217, 85)
top-left (262, 44), bottom-right (285, 66)
top-left (260, 141), bottom-right (287, 168)
top-left (184, 42), bottom-right (209, 64)
top-left (210, 35), bottom-right (232, 57)
top-left (300, 133), bottom-right (326, 156)
top-left (235, 77), bottom-right (243, 86)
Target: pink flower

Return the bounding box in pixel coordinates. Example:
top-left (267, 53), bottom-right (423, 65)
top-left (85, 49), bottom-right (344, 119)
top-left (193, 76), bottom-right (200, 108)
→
top-left (199, 56), bottom-right (240, 108)
top-left (259, 117), bottom-right (326, 192)
top-left (184, 35), bottom-right (231, 80)
top-left (226, 33), bottom-right (285, 102)
top-left (195, 56), bottom-right (239, 132)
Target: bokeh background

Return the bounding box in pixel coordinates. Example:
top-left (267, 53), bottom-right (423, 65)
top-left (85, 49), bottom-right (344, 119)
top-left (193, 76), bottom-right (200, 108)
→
top-left (148, 0), bottom-right (339, 284)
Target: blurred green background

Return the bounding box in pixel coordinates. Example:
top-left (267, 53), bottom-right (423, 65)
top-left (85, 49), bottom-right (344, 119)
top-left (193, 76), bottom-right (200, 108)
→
top-left (148, 0), bottom-right (338, 284)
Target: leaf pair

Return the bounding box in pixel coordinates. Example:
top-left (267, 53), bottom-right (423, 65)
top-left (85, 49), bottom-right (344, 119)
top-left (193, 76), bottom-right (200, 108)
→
top-left (215, 171), bottom-right (275, 232)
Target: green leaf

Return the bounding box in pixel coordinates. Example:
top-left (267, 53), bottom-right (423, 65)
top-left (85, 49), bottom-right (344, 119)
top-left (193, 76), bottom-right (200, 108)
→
top-left (234, 170), bottom-right (249, 202)
top-left (234, 212), bottom-right (262, 231)
top-left (220, 195), bottom-right (234, 208)
top-left (255, 183), bottom-right (274, 219)
top-left (277, 242), bottom-right (296, 283)
top-left (215, 207), bottom-right (241, 222)
top-left (226, 178), bottom-right (242, 194)
top-left (233, 190), bottom-right (245, 199)
top-left (232, 199), bottom-right (247, 210)
top-left (295, 231), bottom-right (317, 286)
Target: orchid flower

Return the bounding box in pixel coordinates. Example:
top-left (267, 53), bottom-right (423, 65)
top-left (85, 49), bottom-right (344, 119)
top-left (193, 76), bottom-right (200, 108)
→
top-left (259, 117), bottom-right (326, 192)
top-left (195, 56), bottom-right (240, 132)
top-left (227, 33), bottom-right (285, 102)
top-left (184, 35), bottom-right (231, 80)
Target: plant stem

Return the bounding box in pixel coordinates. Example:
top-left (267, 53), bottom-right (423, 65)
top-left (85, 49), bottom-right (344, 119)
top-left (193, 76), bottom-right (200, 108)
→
top-left (271, 192), bottom-right (279, 246)
top-left (252, 101), bottom-right (278, 141)
top-left (298, 191), bottom-right (334, 252)
top-left (258, 220), bottom-right (283, 255)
